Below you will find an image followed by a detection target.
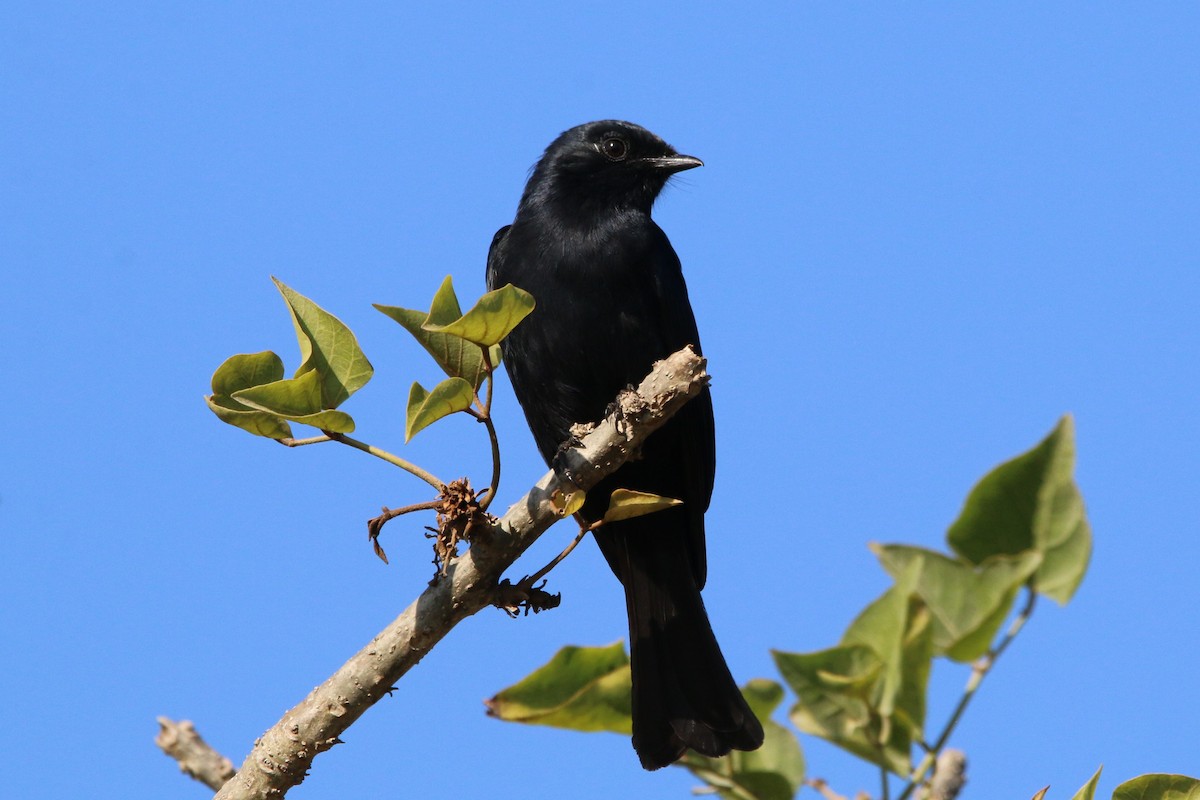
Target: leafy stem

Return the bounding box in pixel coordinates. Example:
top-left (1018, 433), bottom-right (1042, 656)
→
top-left (896, 587), bottom-right (1039, 800)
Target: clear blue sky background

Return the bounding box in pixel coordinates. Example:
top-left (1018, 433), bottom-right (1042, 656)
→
top-left (3, 4), bottom-right (1197, 798)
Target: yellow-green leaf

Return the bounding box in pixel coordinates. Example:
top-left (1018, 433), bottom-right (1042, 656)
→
top-left (1112, 774), bottom-right (1200, 800)
top-left (273, 277), bottom-right (373, 408)
top-left (211, 351), bottom-right (285, 396)
top-left (205, 394), bottom-right (293, 439)
top-left (231, 370), bottom-right (355, 433)
top-left (1069, 766), bottom-right (1103, 800)
top-left (421, 283), bottom-right (534, 346)
top-left (233, 369), bottom-right (324, 417)
top-left (375, 276), bottom-right (492, 389)
top-left (405, 377), bottom-right (474, 441)
top-left (486, 643), bottom-right (632, 734)
top-left (206, 351), bottom-right (293, 439)
top-left (602, 489), bottom-right (682, 523)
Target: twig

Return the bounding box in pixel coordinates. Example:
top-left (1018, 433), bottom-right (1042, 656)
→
top-left (806, 778), bottom-right (850, 800)
top-left (193, 346), bottom-right (709, 800)
top-left (155, 717), bottom-right (236, 791)
top-left (523, 523), bottom-right (591, 587)
top-left (367, 500), bottom-right (441, 563)
top-left (682, 761), bottom-right (760, 800)
top-left (323, 431), bottom-right (446, 490)
top-left (277, 435), bottom-right (332, 447)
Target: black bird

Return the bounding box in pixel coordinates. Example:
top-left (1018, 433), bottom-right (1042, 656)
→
top-left (487, 120), bottom-right (764, 769)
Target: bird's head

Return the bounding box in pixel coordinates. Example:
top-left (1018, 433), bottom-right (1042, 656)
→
top-left (520, 120), bottom-right (703, 218)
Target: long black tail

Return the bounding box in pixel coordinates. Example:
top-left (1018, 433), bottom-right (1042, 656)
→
top-left (597, 518), bottom-right (764, 770)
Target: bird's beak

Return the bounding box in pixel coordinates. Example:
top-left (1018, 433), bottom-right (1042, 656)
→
top-left (641, 154), bottom-right (704, 174)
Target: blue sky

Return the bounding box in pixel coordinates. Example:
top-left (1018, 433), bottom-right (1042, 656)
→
top-left (2, 4), bottom-right (1197, 798)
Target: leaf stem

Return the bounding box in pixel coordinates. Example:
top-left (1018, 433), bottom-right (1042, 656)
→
top-left (479, 414), bottom-right (501, 512)
top-left (278, 435), bottom-right (332, 447)
top-left (477, 348), bottom-right (501, 512)
top-left (896, 587), bottom-right (1038, 800)
top-left (324, 432), bottom-right (445, 490)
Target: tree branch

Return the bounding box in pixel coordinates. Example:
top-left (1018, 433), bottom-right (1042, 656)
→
top-left (183, 346), bottom-right (708, 800)
top-left (156, 717), bottom-right (237, 791)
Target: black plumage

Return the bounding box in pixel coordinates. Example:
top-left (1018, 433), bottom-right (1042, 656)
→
top-left (487, 120), bottom-right (763, 769)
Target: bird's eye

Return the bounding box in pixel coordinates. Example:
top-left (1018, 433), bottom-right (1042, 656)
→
top-left (600, 137), bottom-right (629, 161)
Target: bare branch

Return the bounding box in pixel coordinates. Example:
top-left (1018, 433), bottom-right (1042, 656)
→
top-left (921, 750), bottom-right (967, 800)
top-left (204, 346), bottom-right (709, 800)
top-left (156, 717), bottom-right (236, 791)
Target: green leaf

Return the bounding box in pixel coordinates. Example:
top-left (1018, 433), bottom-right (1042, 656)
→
top-left (1069, 766), bottom-right (1103, 800)
top-left (839, 563), bottom-right (933, 745)
top-left (405, 377), bottom-right (474, 441)
top-left (1112, 774), bottom-right (1200, 800)
top-left (946, 415), bottom-right (1092, 603)
top-left (232, 370), bottom-right (355, 433)
top-left (773, 645), bottom-right (912, 773)
top-left (681, 679), bottom-right (806, 800)
top-left (421, 282), bottom-right (535, 346)
top-left (205, 394), bottom-right (293, 439)
top-left (773, 564), bottom-right (931, 775)
top-left (273, 277), bottom-right (374, 408)
top-left (374, 276), bottom-right (492, 390)
top-left (873, 544), bottom-right (1041, 662)
top-left (893, 602), bottom-right (934, 737)
top-left (206, 351), bottom-right (293, 439)
top-left (602, 489), bottom-right (683, 523)
top-left (486, 643), bottom-right (632, 734)
top-left (211, 351), bottom-right (286, 396)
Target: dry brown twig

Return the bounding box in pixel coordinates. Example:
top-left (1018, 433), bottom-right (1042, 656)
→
top-left (159, 346), bottom-right (710, 799)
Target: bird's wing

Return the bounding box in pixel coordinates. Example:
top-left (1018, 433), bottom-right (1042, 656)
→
top-left (645, 224), bottom-right (716, 587)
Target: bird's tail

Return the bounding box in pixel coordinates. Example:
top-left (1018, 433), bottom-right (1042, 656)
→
top-left (615, 534), bottom-right (764, 770)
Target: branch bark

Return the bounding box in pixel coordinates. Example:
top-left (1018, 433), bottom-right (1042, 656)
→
top-left (176, 346), bottom-right (708, 799)
top-left (156, 717), bottom-right (237, 791)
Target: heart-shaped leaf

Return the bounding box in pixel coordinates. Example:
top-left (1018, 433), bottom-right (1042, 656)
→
top-left (421, 283), bottom-right (534, 346)
top-left (206, 351), bottom-right (292, 439)
top-left (486, 643), bottom-right (632, 734)
top-left (1112, 774), bottom-right (1200, 800)
top-left (233, 369), bottom-right (355, 433)
top-left (273, 277), bottom-right (373, 408)
top-left (946, 415), bottom-right (1091, 604)
top-left (405, 377), bottom-right (474, 441)
top-left (375, 276), bottom-right (493, 390)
